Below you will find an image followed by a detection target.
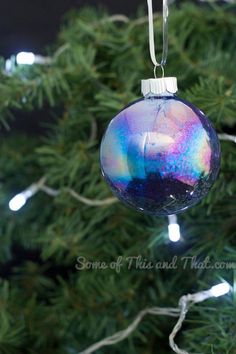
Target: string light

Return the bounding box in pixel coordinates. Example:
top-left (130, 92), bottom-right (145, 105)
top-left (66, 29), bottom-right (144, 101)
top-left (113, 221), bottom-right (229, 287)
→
top-left (8, 176), bottom-right (117, 211)
top-left (9, 187), bottom-right (36, 211)
top-left (168, 214), bottom-right (181, 242)
top-left (4, 52), bottom-right (52, 73)
top-left (16, 52), bottom-right (52, 65)
top-left (9, 193), bottom-right (27, 211)
top-left (5, 58), bottom-right (14, 72)
top-left (210, 282), bottom-right (231, 297)
top-left (8, 178), bottom-right (45, 211)
top-left (16, 52), bottom-right (35, 65)
top-left (77, 282), bottom-right (231, 354)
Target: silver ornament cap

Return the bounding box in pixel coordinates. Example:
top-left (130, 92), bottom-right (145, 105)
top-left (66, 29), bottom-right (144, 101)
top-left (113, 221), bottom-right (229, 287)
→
top-left (141, 77), bottom-right (178, 96)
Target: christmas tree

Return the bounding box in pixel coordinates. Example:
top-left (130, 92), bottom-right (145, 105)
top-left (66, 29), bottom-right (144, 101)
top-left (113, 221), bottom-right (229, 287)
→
top-left (0, 2), bottom-right (235, 353)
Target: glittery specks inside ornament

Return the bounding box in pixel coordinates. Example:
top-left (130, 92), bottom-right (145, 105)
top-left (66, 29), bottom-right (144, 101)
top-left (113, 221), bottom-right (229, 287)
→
top-left (100, 96), bottom-right (220, 215)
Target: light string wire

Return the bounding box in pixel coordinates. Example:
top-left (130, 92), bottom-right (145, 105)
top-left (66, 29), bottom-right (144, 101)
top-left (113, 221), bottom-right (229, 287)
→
top-left (77, 283), bottom-right (231, 354)
top-left (147, 0), bottom-right (169, 78)
top-left (8, 133), bottom-right (236, 211)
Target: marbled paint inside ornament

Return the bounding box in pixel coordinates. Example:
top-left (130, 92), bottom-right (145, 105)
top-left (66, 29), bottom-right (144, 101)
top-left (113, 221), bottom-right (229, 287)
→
top-left (100, 95), bottom-right (220, 215)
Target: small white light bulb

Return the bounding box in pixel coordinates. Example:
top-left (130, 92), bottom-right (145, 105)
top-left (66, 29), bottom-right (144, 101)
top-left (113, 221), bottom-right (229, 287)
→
top-left (9, 193), bottom-right (27, 211)
top-left (210, 282), bottom-right (231, 297)
top-left (168, 223), bottom-right (181, 242)
top-left (5, 58), bottom-right (12, 72)
top-left (16, 52), bottom-right (35, 65)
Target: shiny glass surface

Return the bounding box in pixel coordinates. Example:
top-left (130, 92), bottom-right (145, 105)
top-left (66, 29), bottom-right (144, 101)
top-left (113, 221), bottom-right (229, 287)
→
top-left (100, 96), bottom-right (221, 215)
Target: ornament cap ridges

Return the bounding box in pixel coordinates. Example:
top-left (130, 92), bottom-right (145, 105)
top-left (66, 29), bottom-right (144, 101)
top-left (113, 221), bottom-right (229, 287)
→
top-left (141, 77), bottom-right (178, 96)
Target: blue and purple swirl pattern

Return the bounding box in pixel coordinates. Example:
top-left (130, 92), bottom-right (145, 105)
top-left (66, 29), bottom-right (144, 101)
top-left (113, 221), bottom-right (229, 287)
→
top-left (100, 96), bottom-right (220, 215)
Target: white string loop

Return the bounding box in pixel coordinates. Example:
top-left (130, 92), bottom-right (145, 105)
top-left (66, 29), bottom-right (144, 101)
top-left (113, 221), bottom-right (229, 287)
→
top-left (147, 0), bottom-right (169, 78)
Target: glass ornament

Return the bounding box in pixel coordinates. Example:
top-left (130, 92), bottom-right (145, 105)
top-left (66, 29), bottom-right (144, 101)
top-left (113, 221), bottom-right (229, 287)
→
top-left (100, 84), bottom-right (220, 216)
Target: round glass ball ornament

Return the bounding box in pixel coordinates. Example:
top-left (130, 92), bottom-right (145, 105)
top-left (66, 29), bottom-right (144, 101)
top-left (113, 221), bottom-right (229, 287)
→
top-left (100, 78), bottom-right (220, 216)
